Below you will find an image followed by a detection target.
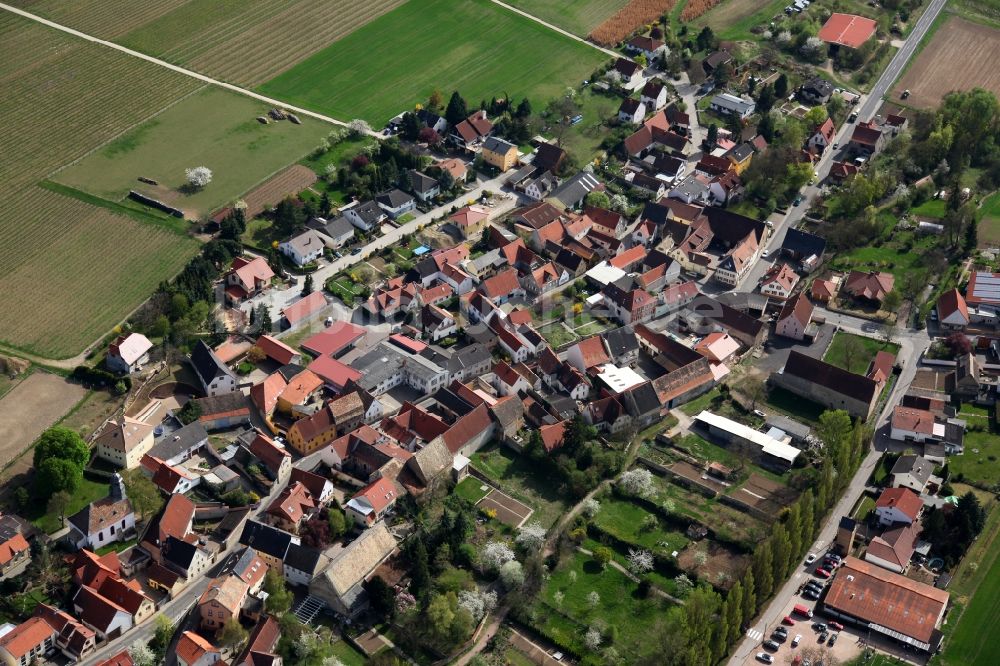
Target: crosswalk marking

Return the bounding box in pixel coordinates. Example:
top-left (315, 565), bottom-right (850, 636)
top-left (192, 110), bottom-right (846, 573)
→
top-left (746, 628), bottom-right (763, 641)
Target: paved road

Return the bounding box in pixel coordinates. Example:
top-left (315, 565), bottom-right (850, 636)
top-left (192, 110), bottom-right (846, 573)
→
top-left (0, 2), bottom-right (380, 137)
top-left (735, 0), bottom-right (948, 293)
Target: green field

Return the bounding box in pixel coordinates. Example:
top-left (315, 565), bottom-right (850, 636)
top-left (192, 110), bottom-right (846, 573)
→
top-left (534, 550), bottom-right (671, 660)
top-left (257, 0), bottom-right (609, 127)
top-left (936, 503), bottom-right (1000, 665)
top-left (977, 191), bottom-right (1000, 247)
top-left (27, 477), bottom-right (110, 534)
top-left (951, 430), bottom-right (1000, 488)
top-left (912, 198), bottom-right (948, 219)
top-left (824, 331), bottom-right (900, 375)
top-left (503, 0), bottom-right (630, 36)
top-left (55, 87), bottom-right (326, 219)
top-left (471, 445), bottom-right (571, 528)
top-left (593, 496), bottom-right (691, 553)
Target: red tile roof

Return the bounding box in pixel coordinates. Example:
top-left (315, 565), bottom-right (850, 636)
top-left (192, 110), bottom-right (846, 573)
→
top-left (177, 631), bottom-right (219, 666)
top-left (248, 432), bottom-right (290, 475)
top-left (281, 291), bottom-right (327, 326)
top-left (442, 404), bottom-right (493, 453)
top-left (937, 288), bottom-right (968, 323)
top-left (267, 481), bottom-right (316, 524)
top-left (250, 372), bottom-right (287, 414)
top-left (0, 531), bottom-right (29, 566)
top-left (875, 487), bottom-right (923, 521)
top-left (95, 651), bottom-right (135, 666)
top-left (0, 617), bottom-right (55, 659)
top-left (540, 421), bottom-right (567, 452)
top-left (351, 476), bottom-right (398, 515)
top-left (307, 355), bottom-right (362, 390)
top-left (253, 335), bottom-right (297, 365)
top-left (156, 494), bottom-right (195, 544)
top-left (818, 13), bottom-right (877, 48)
top-left (891, 406), bottom-right (936, 435)
top-left (778, 291), bottom-right (814, 328)
top-left (608, 245), bottom-right (647, 270)
top-left (573, 336), bottom-right (610, 369)
top-left (824, 557), bottom-right (947, 645)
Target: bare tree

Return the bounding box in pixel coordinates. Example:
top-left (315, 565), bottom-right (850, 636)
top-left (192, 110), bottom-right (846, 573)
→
top-left (840, 335), bottom-right (866, 374)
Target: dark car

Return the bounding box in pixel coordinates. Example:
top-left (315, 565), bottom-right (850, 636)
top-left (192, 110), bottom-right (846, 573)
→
top-left (819, 632), bottom-right (829, 643)
top-left (803, 590), bottom-right (820, 601)
top-left (828, 633), bottom-right (839, 646)
top-left (350, 247), bottom-right (361, 255)
top-left (762, 640), bottom-right (780, 651)
top-left (812, 622), bottom-right (828, 633)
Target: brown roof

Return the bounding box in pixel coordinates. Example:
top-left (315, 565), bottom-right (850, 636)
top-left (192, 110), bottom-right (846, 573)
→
top-left (267, 481), bottom-right (316, 524)
top-left (761, 262), bottom-right (798, 292)
top-left (74, 585), bottom-right (128, 632)
top-left (247, 432), bottom-right (290, 475)
top-left (278, 368), bottom-right (323, 406)
top-left (70, 495), bottom-right (133, 537)
top-left (281, 291), bottom-right (327, 326)
top-left (0, 531), bottom-right (28, 566)
top-left (290, 467), bottom-right (331, 498)
top-left (937, 288), bottom-right (968, 322)
top-left (95, 417), bottom-right (153, 454)
top-left (515, 202), bottom-right (563, 229)
top-left (255, 335), bottom-right (299, 365)
top-left (480, 268), bottom-right (522, 300)
top-left (442, 404), bottom-right (492, 454)
top-left (778, 292), bottom-right (814, 327)
top-left (783, 350), bottom-right (877, 404)
top-left (540, 421), bottom-right (567, 452)
top-left (812, 279), bottom-right (836, 299)
top-left (624, 126), bottom-right (653, 156)
top-left (198, 574), bottom-right (249, 615)
top-left (0, 617), bottom-right (55, 659)
top-left (573, 336), bottom-right (610, 369)
top-left (866, 522), bottom-right (919, 569)
top-left (851, 121), bottom-right (883, 147)
top-left (844, 270), bottom-right (894, 301)
top-left (97, 576), bottom-right (152, 616)
top-left (177, 631), bottom-right (219, 666)
top-left (824, 557), bottom-right (947, 645)
top-left (250, 372), bottom-right (286, 414)
top-left (891, 406), bottom-right (936, 435)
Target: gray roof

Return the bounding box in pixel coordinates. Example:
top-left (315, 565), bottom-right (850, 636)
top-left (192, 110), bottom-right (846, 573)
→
top-left (409, 170), bottom-right (439, 194)
top-left (376, 188), bottom-right (414, 208)
top-left (549, 172), bottom-right (600, 208)
top-left (190, 340), bottom-right (234, 388)
top-left (670, 174), bottom-right (709, 199)
top-left (285, 542), bottom-right (326, 574)
top-left (239, 520), bottom-right (294, 560)
top-left (309, 215), bottom-right (355, 240)
top-left (781, 227), bottom-right (827, 259)
top-left (352, 341), bottom-right (447, 391)
top-left (449, 343), bottom-right (491, 372)
top-left (890, 455), bottom-right (934, 486)
top-left (150, 421), bottom-right (208, 460)
top-left (483, 136), bottom-right (516, 154)
top-left (162, 535), bottom-right (201, 572)
top-left (710, 93), bottom-right (755, 114)
top-left (282, 229), bottom-right (326, 255)
top-left (604, 327), bottom-right (640, 358)
top-left (192, 392), bottom-right (250, 418)
top-left (727, 142), bottom-right (754, 162)
top-left (313, 522), bottom-right (395, 599)
top-left (351, 200), bottom-right (385, 224)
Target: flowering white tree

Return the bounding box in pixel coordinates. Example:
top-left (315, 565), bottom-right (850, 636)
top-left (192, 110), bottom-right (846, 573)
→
top-left (569, 570), bottom-right (578, 584)
top-left (321, 658), bottom-right (347, 666)
top-left (582, 498), bottom-right (601, 518)
top-left (458, 589), bottom-right (498, 622)
top-left (185, 166), bottom-right (212, 188)
top-left (348, 119), bottom-right (372, 136)
top-left (500, 560), bottom-right (525, 589)
top-left (395, 589), bottom-right (417, 614)
top-left (129, 645), bottom-right (155, 666)
top-left (628, 548), bottom-right (654, 574)
top-left (482, 541), bottom-right (516, 571)
top-left (801, 37), bottom-right (826, 57)
top-left (674, 573), bottom-right (694, 597)
top-left (585, 627), bottom-right (603, 651)
top-left (610, 193), bottom-right (629, 212)
top-left (775, 30), bottom-right (792, 46)
top-left (587, 590), bottom-right (601, 608)
top-left (553, 590), bottom-right (565, 607)
top-left (516, 522), bottom-right (546, 552)
top-left (618, 468), bottom-right (656, 498)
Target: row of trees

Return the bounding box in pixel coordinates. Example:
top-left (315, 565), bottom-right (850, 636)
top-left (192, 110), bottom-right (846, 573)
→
top-left (636, 410), bottom-right (868, 665)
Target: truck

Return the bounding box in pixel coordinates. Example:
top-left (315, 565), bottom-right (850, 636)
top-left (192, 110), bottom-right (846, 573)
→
top-left (793, 604), bottom-right (814, 618)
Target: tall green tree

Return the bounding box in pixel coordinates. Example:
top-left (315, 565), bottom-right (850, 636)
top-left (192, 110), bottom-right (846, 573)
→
top-left (774, 73), bottom-right (789, 98)
top-left (752, 541), bottom-right (774, 600)
top-left (36, 458), bottom-right (82, 499)
top-left (445, 91), bottom-right (469, 127)
top-left (742, 570), bottom-right (757, 620)
top-left (725, 580), bottom-right (745, 646)
top-left (122, 469), bottom-right (164, 525)
top-left (771, 523), bottom-right (793, 580)
top-left (263, 569), bottom-right (293, 615)
top-left (34, 426), bottom-right (88, 469)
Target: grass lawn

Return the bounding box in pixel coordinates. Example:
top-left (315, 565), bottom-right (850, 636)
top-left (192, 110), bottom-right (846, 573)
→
top-left (95, 537), bottom-right (138, 556)
top-left (694, 0), bottom-right (788, 41)
top-left (28, 477), bottom-right (110, 534)
top-left (502, 0), bottom-right (629, 36)
top-left (936, 502), bottom-right (1000, 665)
top-left (330, 639), bottom-right (368, 666)
top-left (950, 430), bottom-right (1000, 488)
top-left (680, 387), bottom-right (724, 417)
top-left (534, 550), bottom-right (672, 659)
top-left (831, 234), bottom-right (937, 285)
top-left (581, 537), bottom-right (680, 595)
top-left (592, 495), bottom-right (691, 553)
top-left (557, 86), bottom-right (621, 164)
top-left (503, 648), bottom-right (537, 666)
top-left (454, 476), bottom-right (491, 504)
top-left (257, 0), bottom-right (608, 127)
top-left (653, 475), bottom-right (768, 545)
top-left (574, 320), bottom-right (611, 337)
top-left (55, 86), bottom-right (327, 219)
top-left (852, 495), bottom-right (876, 520)
top-left (539, 322), bottom-right (579, 348)
top-left (977, 191), bottom-right (1000, 247)
top-left (911, 198), bottom-right (947, 219)
top-left (326, 276), bottom-right (366, 303)
top-left (823, 331), bottom-right (901, 375)
top-left (470, 445), bottom-right (570, 528)
top-left (764, 385), bottom-right (828, 424)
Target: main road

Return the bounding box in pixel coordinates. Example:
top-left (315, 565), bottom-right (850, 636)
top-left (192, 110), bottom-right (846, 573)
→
top-left (727, 0), bottom-right (946, 660)
top-left (735, 0), bottom-right (949, 292)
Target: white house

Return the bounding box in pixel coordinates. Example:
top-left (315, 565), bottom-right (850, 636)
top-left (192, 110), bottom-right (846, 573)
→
top-left (67, 475), bottom-right (136, 551)
top-left (775, 293), bottom-right (813, 341)
top-left (524, 172), bottom-right (559, 201)
top-left (890, 406), bottom-right (945, 444)
top-left (889, 455), bottom-right (935, 494)
top-left (612, 58), bottom-right (643, 88)
top-left (618, 98), bottom-right (647, 125)
top-left (190, 341), bottom-right (237, 397)
top-left (279, 229), bottom-right (326, 267)
top-left (344, 200), bottom-right (386, 232)
top-left (491, 361), bottom-right (531, 397)
top-left (808, 118), bottom-right (836, 153)
top-left (709, 93), bottom-right (756, 119)
top-left (874, 488), bottom-right (923, 527)
top-left (936, 288), bottom-right (969, 329)
top-left (640, 80), bottom-right (668, 111)
top-left (625, 35), bottom-right (667, 61)
top-left (106, 333), bottom-right (152, 374)
top-left (759, 263), bottom-right (800, 299)
top-left (309, 216), bottom-right (355, 249)
top-left (375, 189), bottom-right (416, 219)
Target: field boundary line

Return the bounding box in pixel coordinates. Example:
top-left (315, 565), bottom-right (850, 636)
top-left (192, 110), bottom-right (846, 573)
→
top-left (486, 0), bottom-right (621, 58)
top-left (0, 2), bottom-right (382, 137)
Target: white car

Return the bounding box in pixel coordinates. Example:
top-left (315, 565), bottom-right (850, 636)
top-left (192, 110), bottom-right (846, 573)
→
top-left (792, 634), bottom-right (802, 647)
top-left (805, 554), bottom-right (817, 564)
top-left (756, 653), bottom-right (774, 664)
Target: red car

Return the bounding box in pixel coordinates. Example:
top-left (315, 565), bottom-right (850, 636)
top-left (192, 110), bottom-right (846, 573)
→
top-left (815, 567), bottom-right (832, 579)
top-left (828, 621), bottom-right (844, 631)
top-left (782, 616), bottom-right (796, 626)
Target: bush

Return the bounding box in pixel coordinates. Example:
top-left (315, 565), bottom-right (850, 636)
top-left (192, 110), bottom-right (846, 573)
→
top-left (71, 365), bottom-right (132, 391)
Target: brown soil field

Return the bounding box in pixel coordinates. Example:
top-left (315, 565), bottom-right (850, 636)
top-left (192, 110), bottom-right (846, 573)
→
top-left (677, 539), bottom-right (748, 589)
top-left (893, 17), bottom-right (1000, 109)
top-left (242, 165), bottom-right (318, 219)
top-left (0, 372), bottom-right (87, 471)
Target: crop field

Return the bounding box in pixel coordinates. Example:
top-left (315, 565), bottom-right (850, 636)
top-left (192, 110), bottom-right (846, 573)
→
top-left (6, 0), bottom-right (189, 38)
top-left (976, 191), bottom-right (1000, 247)
top-left (258, 0), bottom-right (609, 127)
top-left (241, 165), bottom-right (318, 220)
top-left (892, 17), bottom-right (1000, 109)
top-left (504, 0), bottom-right (631, 37)
top-left (0, 14), bottom-right (202, 357)
top-left (0, 188), bottom-right (198, 358)
top-left (589, 0), bottom-right (675, 45)
top-left (693, 0), bottom-right (787, 41)
top-left (55, 87), bottom-right (326, 219)
top-left (681, 0), bottom-right (725, 22)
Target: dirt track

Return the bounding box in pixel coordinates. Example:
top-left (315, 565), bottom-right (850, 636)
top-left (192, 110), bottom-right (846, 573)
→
top-left (893, 17), bottom-right (1000, 109)
top-left (0, 372), bottom-right (86, 470)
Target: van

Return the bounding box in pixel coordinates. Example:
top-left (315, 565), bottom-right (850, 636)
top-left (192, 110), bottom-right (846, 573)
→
top-left (793, 604), bottom-right (814, 618)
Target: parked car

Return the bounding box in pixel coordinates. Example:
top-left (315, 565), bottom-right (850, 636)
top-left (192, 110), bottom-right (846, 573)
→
top-left (828, 632), bottom-right (839, 646)
top-left (812, 622), bottom-right (828, 633)
top-left (754, 409), bottom-right (766, 418)
top-left (771, 631), bottom-right (787, 643)
top-left (757, 653), bottom-right (775, 664)
top-left (819, 632), bottom-right (829, 643)
top-left (350, 247), bottom-right (361, 255)
top-left (828, 621), bottom-right (844, 631)
top-left (848, 112), bottom-right (858, 123)
top-left (793, 196), bottom-right (803, 206)
top-left (815, 567), bottom-right (832, 578)
top-left (803, 589), bottom-right (820, 600)
top-left (805, 554), bottom-right (817, 564)
top-left (782, 616), bottom-right (796, 626)
top-left (762, 640), bottom-right (780, 651)
top-left (773, 627), bottom-right (788, 639)
top-left (792, 634), bottom-right (802, 647)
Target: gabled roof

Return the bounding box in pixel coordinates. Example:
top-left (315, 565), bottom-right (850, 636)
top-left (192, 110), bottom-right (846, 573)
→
top-left (851, 121), bottom-right (883, 147)
top-left (614, 57), bottom-right (641, 76)
top-left (572, 336), bottom-right (611, 369)
top-left (191, 340), bottom-right (235, 388)
top-left (316, 522), bottom-right (395, 599)
top-left (442, 403), bottom-right (493, 453)
top-left (198, 574), bottom-right (249, 615)
top-left (108, 333), bottom-right (152, 366)
top-left (844, 270), bottom-right (894, 301)
top-left (307, 355), bottom-right (362, 389)
top-left (348, 476), bottom-right (398, 517)
top-left (238, 520), bottom-right (294, 561)
top-left (0, 530), bottom-right (29, 567)
top-left (533, 142), bottom-right (567, 173)
top-left (95, 416), bottom-right (154, 454)
top-left (267, 481), bottom-right (316, 524)
top-left (937, 288), bottom-right (968, 322)
top-left (177, 631), bottom-right (220, 666)
top-left (376, 188), bottom-right (414, 209)
top-left (540, 421), bottom-right (567, 452)
top-left (281, 291), bottom-right (328, 326)
top-left (480, 268), bottom-right (522, 300)
top-left (777, 292), bottom-right (814, 328)
top-left (74, 585), bottom-right (129, 632)
top-left (0, 616), bottom-right (56, 659)
top-left (69, 495), bottom-right (133, 538)
top-left (248, 431), bottom-right (290, 475)
top-left (256, 334), bottom-right (299, 365)
top-left (782, 350), bottom-right (877, 404)
top-left (781, 227), bottom-right (826, 258)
